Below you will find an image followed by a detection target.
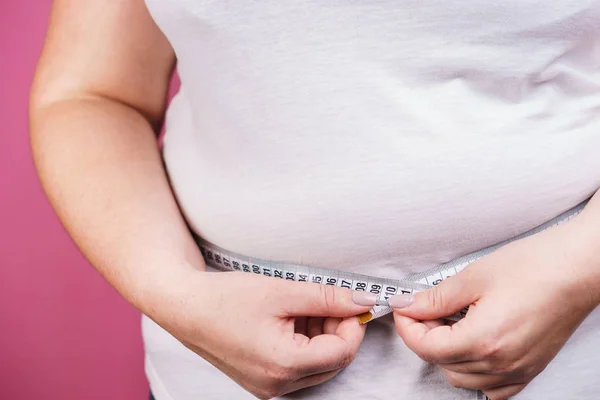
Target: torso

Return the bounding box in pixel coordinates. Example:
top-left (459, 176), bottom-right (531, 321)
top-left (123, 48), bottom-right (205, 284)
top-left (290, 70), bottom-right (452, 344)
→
top-left (143, 1), bottom-right (600, 398)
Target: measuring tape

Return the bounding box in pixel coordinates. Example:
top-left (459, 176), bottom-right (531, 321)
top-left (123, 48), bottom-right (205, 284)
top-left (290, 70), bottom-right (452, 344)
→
top-left (195, 200), bottom-right (587, 400)
top-left (196, 199), bottom-right (588, 324)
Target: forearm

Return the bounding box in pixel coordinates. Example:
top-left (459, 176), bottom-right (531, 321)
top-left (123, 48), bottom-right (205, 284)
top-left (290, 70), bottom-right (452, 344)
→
top-left (30, 96), bottom-right (205, 314)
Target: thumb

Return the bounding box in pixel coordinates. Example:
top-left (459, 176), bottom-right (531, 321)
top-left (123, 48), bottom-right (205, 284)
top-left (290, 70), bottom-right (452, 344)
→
top-left (390, 269), bottom-right (481, 320)
top-left (280, 282), bottom-right (378, 317)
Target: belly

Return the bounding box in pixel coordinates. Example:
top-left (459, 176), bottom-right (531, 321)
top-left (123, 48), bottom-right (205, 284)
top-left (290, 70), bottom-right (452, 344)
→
top-left (162, 93), bottom-right (600, 279)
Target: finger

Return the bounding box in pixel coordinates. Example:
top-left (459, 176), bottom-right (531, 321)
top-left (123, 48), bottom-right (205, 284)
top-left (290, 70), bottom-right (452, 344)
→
top-left (280, 282), bottom-right (377, 317)
top-left (394, 314), bottom-right (475, 363)
top-left (441, 360), bottom-right (494, 374)
top-left (293, 316), bottom-right (366, 376)
top-left (422, 319), bottom-right (444, 330)
top-left (390, 268), bottom-right (482, 320)
top-left (307, 317), bottom-right (324, 338)
top-left (323, 318), bottom-right (343, 335)
top-left (283, 369), bottom-right (343, 395)
top-left (295, 317), bottom-right (308, 335)
top-left (444, 370), bottom-right (518, 390)
top-left (483, 383), bottom-right (527, 400)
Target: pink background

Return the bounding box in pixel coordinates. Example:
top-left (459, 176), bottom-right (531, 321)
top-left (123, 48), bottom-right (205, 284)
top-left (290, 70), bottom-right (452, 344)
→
top-left (1, 2), bottom-right (179, 399)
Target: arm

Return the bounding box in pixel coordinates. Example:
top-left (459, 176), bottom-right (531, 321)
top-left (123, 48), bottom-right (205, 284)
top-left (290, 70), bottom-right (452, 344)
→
top-left (391, 189), bottom-right (600, 399)
top-left (29, 0), bottom-right (199, 314)
top-left (30, 2), bottom-right (376, 398)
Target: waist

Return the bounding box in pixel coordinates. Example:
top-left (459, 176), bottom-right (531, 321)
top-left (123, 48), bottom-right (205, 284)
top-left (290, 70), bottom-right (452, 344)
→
top-left (173, 185), bottom-right (596, 278)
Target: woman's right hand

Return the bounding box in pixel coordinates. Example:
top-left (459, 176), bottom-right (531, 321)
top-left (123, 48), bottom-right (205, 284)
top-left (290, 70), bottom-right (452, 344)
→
top-left (150, 270), bottom-right (378, 399)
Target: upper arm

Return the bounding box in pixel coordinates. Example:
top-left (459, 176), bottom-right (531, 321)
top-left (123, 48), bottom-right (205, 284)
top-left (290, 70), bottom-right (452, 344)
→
top-left (30, 0), bottom-right (176, 129)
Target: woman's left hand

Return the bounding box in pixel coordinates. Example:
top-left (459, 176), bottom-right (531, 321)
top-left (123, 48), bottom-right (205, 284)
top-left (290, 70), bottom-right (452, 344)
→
top-left (390, 208), bottom-right (600, 400)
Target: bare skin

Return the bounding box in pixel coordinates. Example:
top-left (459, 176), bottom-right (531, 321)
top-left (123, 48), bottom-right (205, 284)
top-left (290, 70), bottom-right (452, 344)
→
top-left (29, 1), bottom-right (376, 398)
top-left (392, 191), bottom-right (600, 399)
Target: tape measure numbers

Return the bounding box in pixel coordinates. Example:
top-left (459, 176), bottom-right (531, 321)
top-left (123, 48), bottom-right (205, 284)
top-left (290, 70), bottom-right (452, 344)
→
top-left (196, 200), bottom-right (588, 324)
top-left (199, 242), bottom-right (434, 323)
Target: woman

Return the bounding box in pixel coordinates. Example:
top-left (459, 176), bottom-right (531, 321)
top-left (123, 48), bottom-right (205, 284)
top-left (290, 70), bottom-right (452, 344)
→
top-left (29, 1), bottom-right (600, 399)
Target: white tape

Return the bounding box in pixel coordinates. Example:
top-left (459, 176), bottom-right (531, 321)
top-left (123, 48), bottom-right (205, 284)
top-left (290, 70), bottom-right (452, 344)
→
top-left (196, 199), bottom-right (587, 323)
top-left (194, 199), bottom-right (587, 399)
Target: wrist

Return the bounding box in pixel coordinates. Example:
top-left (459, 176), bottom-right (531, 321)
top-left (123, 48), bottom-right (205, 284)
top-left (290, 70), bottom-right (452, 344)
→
top-left (128, 257), bottom-right (206, 321)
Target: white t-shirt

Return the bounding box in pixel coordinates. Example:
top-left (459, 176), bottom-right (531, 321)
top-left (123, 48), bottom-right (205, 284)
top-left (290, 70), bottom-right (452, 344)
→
top-left (142, 1), bottom-right (600, 399)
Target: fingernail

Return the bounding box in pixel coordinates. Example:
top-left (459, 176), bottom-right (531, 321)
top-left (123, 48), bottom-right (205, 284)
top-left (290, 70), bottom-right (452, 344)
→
top-left (388, 294), bottom-right (415, 309)
top-left (352, 291), bottom-right (378, 306)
